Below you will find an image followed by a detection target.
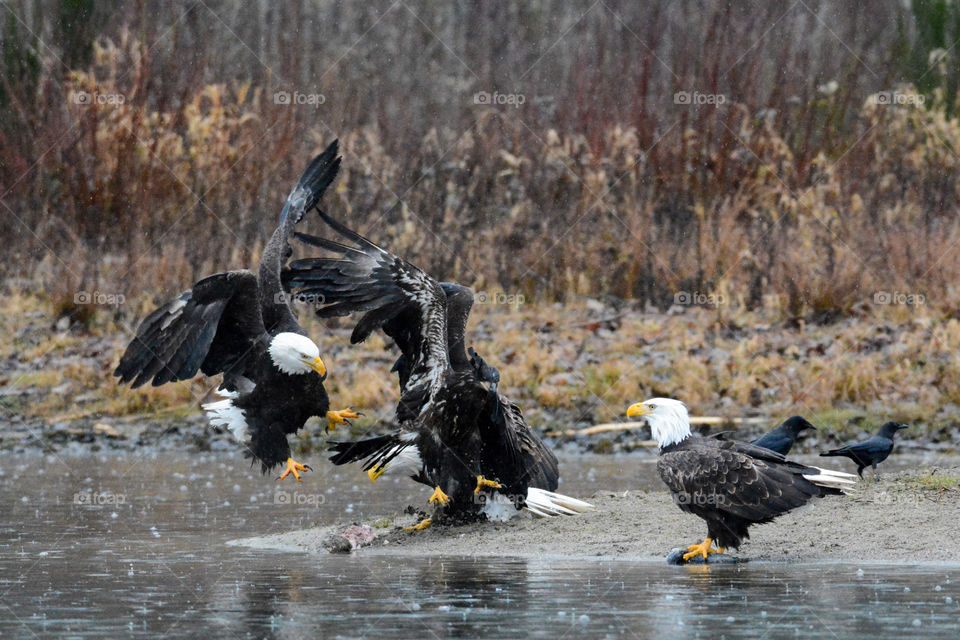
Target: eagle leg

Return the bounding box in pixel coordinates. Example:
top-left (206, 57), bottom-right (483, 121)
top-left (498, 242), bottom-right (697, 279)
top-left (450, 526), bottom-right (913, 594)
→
top-left (277, 457), bottom-right (312, 482)
top-left (682, 537), bottom-right (723, 561)
top-left (403, 517), bottom-right (432, 531)
top-left (326, 407), bottom-right (362, 431)
top-left (474, 475), bottom-right (503, 494)
top-left (428, 486), bottom-right (451, 506)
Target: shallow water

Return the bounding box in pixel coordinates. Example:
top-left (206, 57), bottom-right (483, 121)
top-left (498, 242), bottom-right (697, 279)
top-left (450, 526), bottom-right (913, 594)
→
top-left (2, 449), bottom-right (958, 639)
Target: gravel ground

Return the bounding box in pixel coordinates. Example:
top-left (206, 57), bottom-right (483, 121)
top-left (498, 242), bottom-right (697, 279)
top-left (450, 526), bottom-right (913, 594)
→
top-left (230, 467), bottom-right (960, 564)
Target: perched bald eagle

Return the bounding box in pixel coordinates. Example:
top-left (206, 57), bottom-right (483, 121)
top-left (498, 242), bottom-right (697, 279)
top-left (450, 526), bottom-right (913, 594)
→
top-left (114, 141), bottom-right (359, 481)
top-left (285, 210), bottom-right (593, 526)
top-left (626, 398), bottom-right (855, 560)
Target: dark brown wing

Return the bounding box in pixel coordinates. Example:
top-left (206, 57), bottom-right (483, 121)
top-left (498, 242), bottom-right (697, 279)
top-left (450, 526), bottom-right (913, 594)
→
top-left (286, 210), bottom-right (450, 397)
top-left (114, 270), bottom-right (266, 388)
top-left (496, 397), bottom-right (559, 492)
top-left (657, 439), bottom-right (827, 523)
top-left (258, 141), bottom-right (341, 334)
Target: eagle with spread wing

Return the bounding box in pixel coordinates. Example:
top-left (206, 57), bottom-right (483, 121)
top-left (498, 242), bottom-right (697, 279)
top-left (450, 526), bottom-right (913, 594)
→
top-left (284, 210), bottom-right (593, 526)
top-left (114, 142), bottom-right (359, 481)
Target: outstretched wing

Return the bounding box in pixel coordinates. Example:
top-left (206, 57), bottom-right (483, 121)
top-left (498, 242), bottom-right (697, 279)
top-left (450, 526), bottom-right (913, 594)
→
top-left (258, 141), bottom-right (341, 335)
top-left (285, 210), bottom-right (450, 390)
top-left (114, 270), bottom-right (266, 388)
top-left (657, 440), bottom-right (827, 524)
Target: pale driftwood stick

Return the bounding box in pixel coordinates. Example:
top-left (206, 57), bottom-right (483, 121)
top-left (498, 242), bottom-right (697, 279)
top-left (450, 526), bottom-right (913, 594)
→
top-left (545, 416), bottom-right (769, 438)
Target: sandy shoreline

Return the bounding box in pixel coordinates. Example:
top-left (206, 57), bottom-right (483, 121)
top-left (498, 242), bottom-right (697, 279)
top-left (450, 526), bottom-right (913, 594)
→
top-left (230, 467), bottom-right (960, 564)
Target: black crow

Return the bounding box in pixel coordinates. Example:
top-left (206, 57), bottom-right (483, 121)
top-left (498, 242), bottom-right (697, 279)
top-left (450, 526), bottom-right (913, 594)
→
top-left (819, 422), bottom-right (908, 478)
top-left (750, 416), bottom-right (817, 455)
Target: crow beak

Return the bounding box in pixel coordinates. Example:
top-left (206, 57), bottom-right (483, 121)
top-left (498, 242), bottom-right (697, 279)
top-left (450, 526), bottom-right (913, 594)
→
top-left (626, 403), bottom-right (651, 418)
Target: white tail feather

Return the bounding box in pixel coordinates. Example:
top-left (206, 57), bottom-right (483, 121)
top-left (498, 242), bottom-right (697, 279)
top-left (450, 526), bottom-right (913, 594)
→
top-left (524, 488), bottom-right (596, 518)
top-left (803, 466), bottom-right (857, 493)
top-left (809, 466), bottom-right (857, 479)
top-left (202, 388), bottom-right (248, 442)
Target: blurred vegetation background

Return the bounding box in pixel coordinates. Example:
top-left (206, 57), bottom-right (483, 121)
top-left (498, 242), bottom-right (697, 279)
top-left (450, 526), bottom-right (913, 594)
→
top-left (3, 0), bottom-right (960, 324)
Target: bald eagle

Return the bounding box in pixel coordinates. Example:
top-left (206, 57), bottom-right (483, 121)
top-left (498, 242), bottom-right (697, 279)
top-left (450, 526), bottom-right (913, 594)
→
top-left (114, 141), bottom-right (359, 481)
top-left (626, 398), bottom-right (856, 561)
top-left (285, 210), bottom-right (593, 526)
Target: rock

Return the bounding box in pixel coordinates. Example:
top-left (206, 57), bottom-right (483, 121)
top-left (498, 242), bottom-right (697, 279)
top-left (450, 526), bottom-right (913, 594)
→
top-left (322, 534), bottom-right (353, 554)
top-left (323, 524), bottom-right (377, 553)
top-left (665, 547), bottom-right (744, 565)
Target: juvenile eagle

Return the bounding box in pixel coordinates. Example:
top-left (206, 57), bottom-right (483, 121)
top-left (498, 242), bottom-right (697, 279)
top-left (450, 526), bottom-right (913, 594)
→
top-left (627, 398), bottom-right (855, 561)
top-left (285, 210), bottom-right (593, 526)
top-left (114, 142), bottom-right (359, 481)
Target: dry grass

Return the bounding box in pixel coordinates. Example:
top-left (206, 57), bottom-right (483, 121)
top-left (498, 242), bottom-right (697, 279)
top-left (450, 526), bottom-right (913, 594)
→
top-left (2, 3), bottom-right (960, 437)
top-left (2, 2), bottom-right (960, 324)
top-left (2, 290), bottom-right (958, 441)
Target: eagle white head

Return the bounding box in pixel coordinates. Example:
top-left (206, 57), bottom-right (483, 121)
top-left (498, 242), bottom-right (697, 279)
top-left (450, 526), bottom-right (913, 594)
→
top-left (626, 397), bottom-right (691, 448)
top-left (268, 332), bottom-right (326, 377)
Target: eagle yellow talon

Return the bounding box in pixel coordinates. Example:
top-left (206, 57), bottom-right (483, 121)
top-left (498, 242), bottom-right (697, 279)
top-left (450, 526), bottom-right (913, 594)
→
top-left (682, 537), bottom-right (723, 561)
top-left (474, 475), bottom-right (502, 494)
top-left (367, 465), bottom-right (385, 482)
top-left (327, 407), bottom-right (362, 431)
top-left (403, 517), bottom-right (432, 531)
top-left (277, 457), bottom-right (312, 483)
top-left (428, 486), bottom-right (450, 506)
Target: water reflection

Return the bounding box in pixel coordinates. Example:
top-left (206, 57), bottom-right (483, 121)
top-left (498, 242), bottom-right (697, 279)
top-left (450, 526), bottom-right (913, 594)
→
top-left (1, 451), bottom-right (959, 639)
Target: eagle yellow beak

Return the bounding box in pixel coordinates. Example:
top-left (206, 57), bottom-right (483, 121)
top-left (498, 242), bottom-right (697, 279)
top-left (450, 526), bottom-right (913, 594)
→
top-left (310, 356), bottom-right (327, 377)
top-left (626, 402), bottom-right (651, 418)
top-left (367, 466), bottom-right (385, 482)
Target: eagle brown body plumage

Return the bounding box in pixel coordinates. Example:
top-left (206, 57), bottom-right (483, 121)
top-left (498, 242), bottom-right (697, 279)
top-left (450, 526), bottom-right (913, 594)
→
top-left (285, 208), bottom-right (563, 522)
top-left (114, 142), bottom-right (344, 476)
top-left (627, 398), bottom-right (855, 558)
top-left (658, 436), bottom-right (845, 550)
